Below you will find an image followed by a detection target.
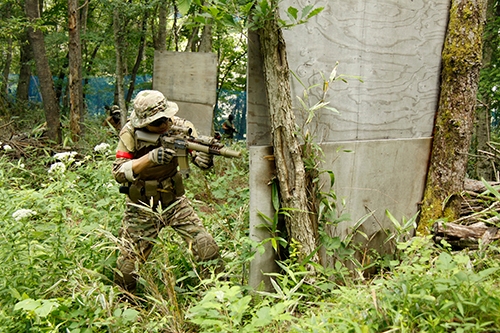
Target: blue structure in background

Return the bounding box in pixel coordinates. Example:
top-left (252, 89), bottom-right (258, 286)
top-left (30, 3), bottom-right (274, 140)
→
top-left (215, 89), bottom-right (247, 140)
top-left (8, 74), bottom-right (247, 138)
top-left (9, 74), bottom-right (153, 115)
top-left (84, 75), bottom-right (154, 115)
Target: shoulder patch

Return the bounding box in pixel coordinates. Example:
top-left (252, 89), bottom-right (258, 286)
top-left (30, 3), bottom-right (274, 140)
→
top-left (117, 123), bottom-right (136, 152)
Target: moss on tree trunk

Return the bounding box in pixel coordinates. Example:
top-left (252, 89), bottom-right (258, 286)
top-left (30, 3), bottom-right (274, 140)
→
top-left (419, 0), bottom-right (487, 234)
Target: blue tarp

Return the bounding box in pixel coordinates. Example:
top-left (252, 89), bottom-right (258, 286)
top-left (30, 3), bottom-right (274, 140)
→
top-left (7, 74), bottom-right (247, 137)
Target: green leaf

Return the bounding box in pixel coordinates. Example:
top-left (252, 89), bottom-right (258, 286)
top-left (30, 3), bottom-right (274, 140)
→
top-left (457, 302), bottom-right (464, 316)
top-left (291, 70), bottom-right (307, 89)
top-left (408, 294), bottom-right (436, 302)
top-left (209, 6), bottom-right (220, 17)
top-left (121, 308), bottom-right (139, 323)
top-left (178, 0), bottom-right (192, 15)
top-left (385, 210), bottom-right (401, 229)
top-left (436, 252), bottom-right (454, 270)
top-left (478, 267), bottom-right (499, 279)
top-left (9, 288), bottom-right (21, 301)
top-left (253, 306), bottom-right (273, 327)
top-left (14, 299), bottom-right (41, 312)
top-left (35, 300), bottom-right (60, 318)
top-left (481, 178), bottom-right (500, 200)
top-left (194, 16), bottom-right (209, 24)
top-left (256, 211), bottom-right (274, 225)
top-left (300, 5), bottom-right (314, 19)
top-left (222, 14), bottom-right (238, 28)
top-left (306, 7), bottom-right (324, 20)
top-left (270, 278), bottom-right (285, 298)
top-left (271, 238), bottom-right (277, 250)
top-left (287, 6), bottom-right (298, 20)
top-left (271, 181), bottom-right (280, 211)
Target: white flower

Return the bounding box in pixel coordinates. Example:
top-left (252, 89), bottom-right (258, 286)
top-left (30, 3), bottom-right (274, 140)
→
top-left (53, 151), bottom-right (78, 162)
top-left (12, 209), bottom-right (37, 221)
top-left (3, 145), bottom-right (13, 151)
top-left (94, 143), bottom-right (111, 153)
top-left (48, 162), bottom-right (66, 174)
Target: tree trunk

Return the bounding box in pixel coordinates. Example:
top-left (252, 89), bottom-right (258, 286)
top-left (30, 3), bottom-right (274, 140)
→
top-left (1, 3), bottom-right (12, 96)
top-left (257, 6), bottom-right (319, 264)
top-left (25, 0), bottom-right (61, 143)
top-left (154, 2), bottom-right (167, 51)
top-left (184, 26), bottom-right (199, 52)
top-left (418, 0), bottom-right (487, 234)
top-left (113, 6), bottom-right (127, 126)
top-left (17, 35), bottom-right (33, 103)
top-left (1, 37), bottom-right (13, 97)
top-left (433, 221), bottom-right (499, 249)
top-left (198, 23), bottom-right (213, 53)
top-left (68, 0), bottom-right (83, 142)
top-left (126, 13), bottom-right (148, 103)
top-left (474, 0), bottom-right (499, 181)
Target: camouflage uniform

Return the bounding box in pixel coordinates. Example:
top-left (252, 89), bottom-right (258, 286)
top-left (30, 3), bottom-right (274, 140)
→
top-left (112, 90), bottom-right (220, 292)
top-left (103, 105), bottom-right (122, 131)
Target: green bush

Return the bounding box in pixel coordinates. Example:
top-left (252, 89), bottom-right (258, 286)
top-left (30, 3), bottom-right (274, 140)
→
top-left (2, 119), bottom-right (500, 332)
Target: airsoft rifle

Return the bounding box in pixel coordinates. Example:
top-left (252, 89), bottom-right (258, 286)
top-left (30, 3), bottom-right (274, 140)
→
top-left (136, 125), bottom-right (241, 176)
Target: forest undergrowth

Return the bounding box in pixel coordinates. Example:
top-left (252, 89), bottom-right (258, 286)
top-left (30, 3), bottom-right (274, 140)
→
top-left (1, 116), bottom-right (500, 332)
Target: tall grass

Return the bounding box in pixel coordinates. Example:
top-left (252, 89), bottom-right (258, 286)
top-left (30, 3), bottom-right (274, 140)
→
top-left (1, 118), bottom-right (500, 332)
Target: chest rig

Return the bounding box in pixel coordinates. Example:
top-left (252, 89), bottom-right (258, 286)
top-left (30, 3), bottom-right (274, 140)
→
top-left (121, 129), bottom-right (185, 206)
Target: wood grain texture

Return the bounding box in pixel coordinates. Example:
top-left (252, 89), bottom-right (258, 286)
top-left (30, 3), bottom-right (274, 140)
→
top-left (153, 51), bottom-right (217, 105)
top-left (281, 0), bottom-right (450, 141)
top-left (153, 51), bottom-right (218, 135)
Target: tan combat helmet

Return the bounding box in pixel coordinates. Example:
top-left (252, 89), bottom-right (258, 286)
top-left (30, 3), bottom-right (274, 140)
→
top-left (129, 90), bottom-right (179, 128)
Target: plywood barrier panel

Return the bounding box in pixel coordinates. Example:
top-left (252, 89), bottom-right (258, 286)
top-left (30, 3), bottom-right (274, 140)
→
top-left (281, 0), bottom-right (450, 142)
top-left (313, 138), bottom-right (431, 266)
top-left (322, 138), bottom-right (431, 235)
top-left (248, 146), bottom-right (280, 289)
top-left (153, 51), bottom-right (217, 135)
top-left (247, 32), bottom-right (272, 147)
top-left (246, 1), bottom-right (450, 283)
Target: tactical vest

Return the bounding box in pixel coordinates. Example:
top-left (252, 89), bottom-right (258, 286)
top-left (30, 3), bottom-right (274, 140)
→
top-left (123, 126), bottom-right (185, 205)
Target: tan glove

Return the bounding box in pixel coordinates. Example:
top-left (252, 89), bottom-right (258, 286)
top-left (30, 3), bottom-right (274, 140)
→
top-left (148, 147), bottom-right (176, 164)
top-left (193, 151), bottom-right (213, 169)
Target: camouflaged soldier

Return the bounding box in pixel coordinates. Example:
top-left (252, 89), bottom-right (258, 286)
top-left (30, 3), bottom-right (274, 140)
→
top-left (112, 90), bottom-right (221, 292)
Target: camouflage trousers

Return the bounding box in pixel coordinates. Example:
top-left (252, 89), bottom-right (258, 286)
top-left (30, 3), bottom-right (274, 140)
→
top-left (115, 195), bottom-right (220, 292)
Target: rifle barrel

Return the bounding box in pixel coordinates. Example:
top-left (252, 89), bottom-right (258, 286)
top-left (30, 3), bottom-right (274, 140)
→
top-left (186, 141), bottom-right (241, 158)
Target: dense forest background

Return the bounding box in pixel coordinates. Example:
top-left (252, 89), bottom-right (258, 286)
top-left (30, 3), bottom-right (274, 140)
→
top-left (2, 0), bottom-right (500, 332)
top-left (0, 0), bottom-right (248, 141)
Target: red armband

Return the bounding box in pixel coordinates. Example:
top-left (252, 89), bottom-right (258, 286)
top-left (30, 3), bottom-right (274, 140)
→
top-left (116, 151), bottom-right (134, 159)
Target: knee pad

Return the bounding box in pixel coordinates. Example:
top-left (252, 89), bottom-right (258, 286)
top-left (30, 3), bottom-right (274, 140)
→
top-left (193, 232), bottom-right (220, 261)
top-left (115, 258), bottom-right (137, 292)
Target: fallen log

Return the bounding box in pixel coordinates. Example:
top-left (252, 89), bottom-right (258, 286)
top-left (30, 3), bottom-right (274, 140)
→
top-left (464, 178), bottom-right (500, 193)
top-left (433, 221), bottom-right (500, 250)
top-left (429, 178), bottom-right (500, 249)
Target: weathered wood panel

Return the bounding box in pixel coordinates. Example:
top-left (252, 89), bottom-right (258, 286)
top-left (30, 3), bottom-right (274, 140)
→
top-left (247, 32), bottom-right (272, 146)
top-left (321, 138), bottom-right (431, 250)
top-left (282, 0), bottom-right (450, 141)
top-left (153, 51), bottom-right (217, 135)
top-left (248, 0), bottom-right (450, 285)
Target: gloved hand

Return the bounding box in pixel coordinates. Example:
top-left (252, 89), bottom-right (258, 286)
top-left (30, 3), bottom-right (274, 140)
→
top-left (148, 147), bottom-right (176, 164)
top-left (193, 151), bottom-right (213, 169)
